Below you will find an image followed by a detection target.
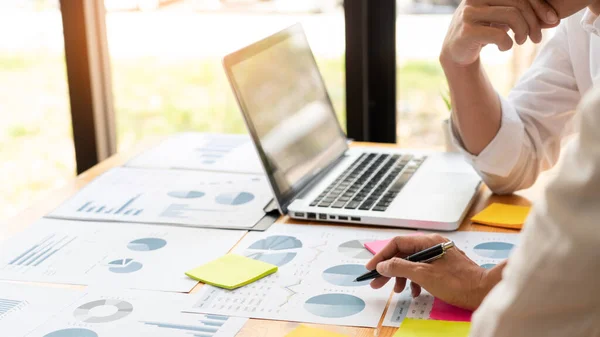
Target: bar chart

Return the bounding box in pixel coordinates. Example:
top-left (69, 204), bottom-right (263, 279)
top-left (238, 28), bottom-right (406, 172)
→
top-left (75, 194), bottom-right (143, 216)
top-left (142, 314), bottom-right (232, 337)
top-left (8, 234), bottom-right (77, 268)
top-left (0, 298), bottom-right (26, 319)
top-left (195, 138), bottom-right (248, 165)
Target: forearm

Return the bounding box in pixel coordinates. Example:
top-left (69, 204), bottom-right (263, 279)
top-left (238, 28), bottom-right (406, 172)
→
top-left (441, 54), bottom-right (502, 156)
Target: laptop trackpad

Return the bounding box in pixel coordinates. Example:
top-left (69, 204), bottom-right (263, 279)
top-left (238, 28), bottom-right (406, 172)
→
top-left (389, 172), bottom-right (479, 223)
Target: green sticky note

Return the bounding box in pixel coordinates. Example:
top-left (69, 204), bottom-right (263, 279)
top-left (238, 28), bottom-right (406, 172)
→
top-left (394, 319), bottom-right (471, 337)
top-left (185, 254), bottom-right (277, 290)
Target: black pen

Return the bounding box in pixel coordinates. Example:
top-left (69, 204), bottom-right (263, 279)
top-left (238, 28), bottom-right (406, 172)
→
top-left (354, 241), bottom-right (455, 282)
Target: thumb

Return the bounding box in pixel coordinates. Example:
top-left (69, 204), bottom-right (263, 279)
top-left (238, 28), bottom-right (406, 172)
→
top-left (376, 258), bottom-right (427, 282)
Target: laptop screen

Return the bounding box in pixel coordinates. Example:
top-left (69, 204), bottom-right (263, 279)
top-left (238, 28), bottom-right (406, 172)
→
top-left (224, 24), bottom-right (348, 212)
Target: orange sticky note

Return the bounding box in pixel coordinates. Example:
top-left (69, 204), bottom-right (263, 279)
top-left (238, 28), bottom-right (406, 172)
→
top-left (471, 203), bottom-right (531, 229)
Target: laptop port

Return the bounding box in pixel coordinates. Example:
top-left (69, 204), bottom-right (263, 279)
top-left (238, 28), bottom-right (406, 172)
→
top-left (307, 213), bottom-right (317, 220)
top-left (351, 217), bottom-right (361, 222)
top-left (338, 216), bottom-right (348, 221)
top-left (318, 214), bottom-right (327, 220)
top-left (294, 212), bottom-right (305, 218)
top-left (329, 215), bottom-right (336, 220)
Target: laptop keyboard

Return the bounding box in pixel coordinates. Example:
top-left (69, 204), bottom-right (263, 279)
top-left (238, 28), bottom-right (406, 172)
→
top-left (309, 153), bottom-right (426, 212)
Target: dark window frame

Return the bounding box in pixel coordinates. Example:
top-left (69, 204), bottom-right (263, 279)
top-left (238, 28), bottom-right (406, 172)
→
top-left (344, 0), bottom-right (397, 143)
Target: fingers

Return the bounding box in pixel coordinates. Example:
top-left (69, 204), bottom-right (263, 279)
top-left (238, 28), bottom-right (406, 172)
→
top-left (376, 257), bottom-right (430, 286)
top-left (463, 5), bottom-right (538, 45)
top-left (471, 26), bottom-right (514, 51)
top-left (370, 275), bottom-right (391, 290)
top-left (366, 234), bottom-right (446, 271)
top-left (394, 277), bottom-right (407, 293)
top-left (523, 0), bottom-right (559, 25)
top-left (410, 282), bottom-right (422, 297)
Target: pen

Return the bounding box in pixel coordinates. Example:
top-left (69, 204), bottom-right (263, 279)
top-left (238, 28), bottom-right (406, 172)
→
top-left (354, 241), bottom-right (455, 282)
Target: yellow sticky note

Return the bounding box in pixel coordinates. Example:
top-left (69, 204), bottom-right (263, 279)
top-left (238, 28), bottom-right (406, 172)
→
top-left (471, 203), bottom-right (531, 229)
top-left (286, 325), bottom-right (349, 337)
top-left (185, 254), bottom-right (277, 290)
top-left (394, 319), bottom-right (471, 337)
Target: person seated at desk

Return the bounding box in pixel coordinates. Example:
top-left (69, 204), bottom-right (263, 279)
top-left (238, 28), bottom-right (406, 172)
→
top-left (444, 0), bottom-right (599, 195)
top-left (367, 1), bottom-right (600, 336)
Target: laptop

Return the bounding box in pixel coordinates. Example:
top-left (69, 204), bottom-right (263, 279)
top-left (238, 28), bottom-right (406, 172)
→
top-left (223, 24), bottom-right (482, 231)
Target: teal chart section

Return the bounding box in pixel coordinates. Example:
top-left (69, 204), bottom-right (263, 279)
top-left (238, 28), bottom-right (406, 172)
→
top-left (43, 329), bottom-right (98, 337)
top-left (474, 242), bottom-right (514, 259)
top-left (304, 294), bottom-right (366, 318)
top-left (127, 238), bottom-right (167, 252)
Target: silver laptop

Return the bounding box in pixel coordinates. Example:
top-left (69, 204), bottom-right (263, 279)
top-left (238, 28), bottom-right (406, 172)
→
top-left (223, 24), bottom-right (481, 231)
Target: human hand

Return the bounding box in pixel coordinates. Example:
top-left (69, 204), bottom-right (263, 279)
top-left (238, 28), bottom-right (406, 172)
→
top-left (366, 234), bottom-right (500, 311)
top-left (440, 0), bottom-right (560, 67)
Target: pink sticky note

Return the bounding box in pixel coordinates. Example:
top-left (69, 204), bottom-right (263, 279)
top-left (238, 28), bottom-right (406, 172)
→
top-left (364, 232), bottom-right (425, 255)
top-left (430, 298), bottom-right (472, 322)
top-left (364, 239), bottom-right (391, 255)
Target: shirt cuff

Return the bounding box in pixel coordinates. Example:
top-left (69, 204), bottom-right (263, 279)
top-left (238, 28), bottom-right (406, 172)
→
top-left (449, 95), bottom-right (525, 177)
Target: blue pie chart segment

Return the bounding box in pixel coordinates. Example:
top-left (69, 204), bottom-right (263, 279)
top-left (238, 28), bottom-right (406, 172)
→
top-left (480, 263), bottom-right (496, 269)
top-left (215, 192), bottom-right (255, 206)
top-left (127, 238), bottom-right (167, 251)
top-left (248, 236), bottom-right (303, 250)
top-left (108, 258), bottom-right (143, 274)
top-left (43, 328), bottom-right (98, 337)
top-left (168, 191), bottom-right (205, 199)
top-left (304, 294), bottom-right (365, 318)
top-left (323, 264), bottom-right (371, 287)
top-left (474, 242), bottom-right (515, 259)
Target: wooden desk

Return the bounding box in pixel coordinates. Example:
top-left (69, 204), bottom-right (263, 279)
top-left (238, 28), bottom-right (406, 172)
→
top-left (4, 141), bottom-right (544, 337)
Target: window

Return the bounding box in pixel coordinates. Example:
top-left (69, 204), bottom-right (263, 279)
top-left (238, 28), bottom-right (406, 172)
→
top-left (0, 0), bottom-right (75, 221)
top-left (104, 0), bottom-right (346, 152)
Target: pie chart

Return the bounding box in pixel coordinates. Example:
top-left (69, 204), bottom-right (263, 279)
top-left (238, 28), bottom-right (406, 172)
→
top-left (249, 236), bottom-right (303, 250)
top-left (474, 242), bottom-right (515, 259)
top-left (44, 329), bottom-right (98, 337)
top-left (304, 294), bottom-right (365, 318)
top-left (247, 252), bottom-right (297, 267)
top-left (108, 258), bottom-right (143, 274)
top-left (322, 264), bottom-right (371, 287)
top-left (127, 238), bottom-right (167, 251)
top-left (215, 192), bottom-right (255, 206)
top-left (338, 240), bottom-right (372, 259)
top-left (74, 299), bottom-right (133, 323)
top-left (168, 191), bottom-right (205, 199)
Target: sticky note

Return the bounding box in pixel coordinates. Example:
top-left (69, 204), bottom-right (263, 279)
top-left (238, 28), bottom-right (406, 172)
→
top-left (185, 254), bottom-right (277, 290)
top-left (286, 325), bottom-right (349, 337)
top-left (429, 298), bottom-right (472, 322)
top-left (364, 233), bottom-right (425, 255)
top-left (364, 239), bottom-right (392, 255)
top-left (394, 319), bottom-right (471, 337)
top-left (471, 203), bottom-right (531, 229)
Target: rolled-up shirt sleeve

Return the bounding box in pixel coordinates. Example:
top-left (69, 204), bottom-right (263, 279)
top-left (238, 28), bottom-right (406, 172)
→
top-left (450, 21), bottom-right (582, 194)
top-left (469, 88), bottom-right (600, 337)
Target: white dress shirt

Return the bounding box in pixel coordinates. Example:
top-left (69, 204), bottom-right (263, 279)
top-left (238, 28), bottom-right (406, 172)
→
top-left (469, 86), bottom-right (600, 337)
top-left (451, 9), bottom-right (600, 194)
